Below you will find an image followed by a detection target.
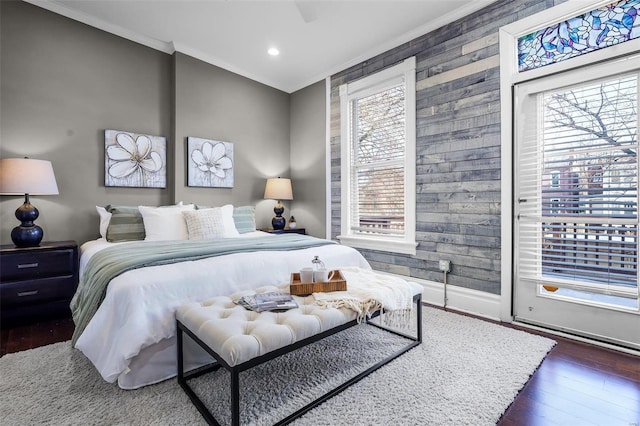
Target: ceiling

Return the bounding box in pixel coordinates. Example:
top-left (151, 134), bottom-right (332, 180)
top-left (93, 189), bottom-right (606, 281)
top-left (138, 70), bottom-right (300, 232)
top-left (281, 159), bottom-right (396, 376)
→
top-left (27, 0), bottom-right (499, 93)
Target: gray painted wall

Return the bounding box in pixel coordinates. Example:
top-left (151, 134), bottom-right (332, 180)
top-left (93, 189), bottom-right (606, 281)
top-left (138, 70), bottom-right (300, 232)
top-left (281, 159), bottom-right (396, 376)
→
top-left (0, 1), bottom-right (294, 245)
top-left (330, 0), bottom-right (566, 295)
top-left (0, 1), bottom-right (172, 246)
top-left (172, 53), bottom-right (291, 229)
top-left (289, 80), bottom-right (327, 238)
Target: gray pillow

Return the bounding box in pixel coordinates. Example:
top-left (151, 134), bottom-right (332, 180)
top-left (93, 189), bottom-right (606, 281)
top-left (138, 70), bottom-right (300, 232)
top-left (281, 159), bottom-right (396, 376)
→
top-left (233, 206), bottom-right (256, 233)
top-left (105, 205), bottom-right (145, 242)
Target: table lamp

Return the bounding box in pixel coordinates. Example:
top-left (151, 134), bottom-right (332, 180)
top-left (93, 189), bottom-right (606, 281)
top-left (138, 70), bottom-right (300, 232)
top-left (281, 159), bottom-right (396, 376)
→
top-left (264, 177), bottom-right (293, 230)
top-left (0, 158), bottom-right (59, 247)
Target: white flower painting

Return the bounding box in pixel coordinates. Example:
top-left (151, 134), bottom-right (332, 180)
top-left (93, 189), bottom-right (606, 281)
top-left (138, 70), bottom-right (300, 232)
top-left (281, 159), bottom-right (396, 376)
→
top-left (188, 137), bottom-right (234, 188)
top-left (105, 130), bottom-right (166, 188)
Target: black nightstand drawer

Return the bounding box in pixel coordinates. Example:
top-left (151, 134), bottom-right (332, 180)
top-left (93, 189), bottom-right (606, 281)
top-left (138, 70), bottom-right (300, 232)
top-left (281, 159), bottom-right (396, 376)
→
top-left (1, 275), bottom-right (76, 307)
top-left (1, 249), bottom-right (76, 281)
top-left (0, 241), bottom-right (78, 326)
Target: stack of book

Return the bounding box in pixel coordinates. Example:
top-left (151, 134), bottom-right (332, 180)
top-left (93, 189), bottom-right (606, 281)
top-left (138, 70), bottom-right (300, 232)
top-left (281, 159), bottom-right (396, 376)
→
top-left (235, 292), bottom-right (298, 312)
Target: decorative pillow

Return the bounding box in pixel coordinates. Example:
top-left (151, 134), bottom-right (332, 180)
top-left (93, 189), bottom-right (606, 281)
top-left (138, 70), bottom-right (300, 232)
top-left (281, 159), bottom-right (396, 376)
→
top-left (183, 205), bottom-right (239, 240)
top-left (138, 204), bottom-right (195, 241)
top-left (96, 206), bottom-right (112, 239)
top-left (220, 204), bottom-right (240, 237)
top-left (105, 205), bottom-right (145, 242)
top-left (233, 206), bottom-right (256, 234)
top-left (183, 208), bottom-right (227, 240)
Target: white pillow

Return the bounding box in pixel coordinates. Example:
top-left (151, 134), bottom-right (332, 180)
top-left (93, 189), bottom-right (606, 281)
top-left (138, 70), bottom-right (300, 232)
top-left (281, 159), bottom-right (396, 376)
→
top-left (183, 205), bottom-right (239, 240)
top-left (96, 206), bottom-right (112, 239)
top-left (220, 204), bottom-right (240, 237)
top-left (138, 204), bottom-right (195, 241)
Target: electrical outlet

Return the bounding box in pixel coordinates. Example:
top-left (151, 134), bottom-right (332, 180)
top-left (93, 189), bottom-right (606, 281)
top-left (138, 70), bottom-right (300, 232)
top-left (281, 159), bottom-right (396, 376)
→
top-left (439, 260), bottom-right (451, 273)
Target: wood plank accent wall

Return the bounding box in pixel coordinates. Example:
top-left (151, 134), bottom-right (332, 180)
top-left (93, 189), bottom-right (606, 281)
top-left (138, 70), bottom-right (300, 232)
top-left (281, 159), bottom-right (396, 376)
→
top-left (330, 0), bottom-right (565, 294)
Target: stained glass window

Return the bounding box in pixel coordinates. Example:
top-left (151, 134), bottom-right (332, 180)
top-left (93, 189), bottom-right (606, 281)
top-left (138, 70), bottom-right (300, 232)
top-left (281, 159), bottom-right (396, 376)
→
top-left (518, 0), bottom-right (640, 72)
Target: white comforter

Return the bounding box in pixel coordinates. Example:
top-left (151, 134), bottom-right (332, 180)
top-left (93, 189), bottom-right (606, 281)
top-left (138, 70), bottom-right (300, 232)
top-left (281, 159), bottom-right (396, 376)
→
top-left (74, 233), bottom-right (371, 388)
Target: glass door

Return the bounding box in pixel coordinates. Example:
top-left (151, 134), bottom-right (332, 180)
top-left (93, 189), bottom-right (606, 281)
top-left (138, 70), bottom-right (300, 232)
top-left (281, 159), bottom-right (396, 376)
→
top-left (514, 57), bottom-right (640, 350)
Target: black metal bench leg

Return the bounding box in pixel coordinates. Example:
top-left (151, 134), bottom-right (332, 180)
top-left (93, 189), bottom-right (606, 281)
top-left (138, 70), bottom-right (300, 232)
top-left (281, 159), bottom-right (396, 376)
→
top-left (177, 324), bottom-right (184, 380)
top-left (417, 295), bottom-right (423, 343)
top-left (177, 321), bottom-right (221, 425)
top-left (231, 368), bottom-right (240, 426)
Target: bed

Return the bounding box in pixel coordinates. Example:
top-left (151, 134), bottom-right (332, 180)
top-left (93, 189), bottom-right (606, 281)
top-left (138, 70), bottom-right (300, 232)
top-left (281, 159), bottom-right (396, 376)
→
top-left (72, 230), bottom-right (371, 390)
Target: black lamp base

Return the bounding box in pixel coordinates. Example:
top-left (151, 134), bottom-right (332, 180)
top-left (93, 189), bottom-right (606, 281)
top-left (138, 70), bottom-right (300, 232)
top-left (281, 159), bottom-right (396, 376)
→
top-left (11, 224), bottom-right (43, 248)
top-left (272, 216), bottom-right (286, 230)
top-left (11, 195), bottom-right (43, 248)
top-left (272, 202), bottom-right (286, 230)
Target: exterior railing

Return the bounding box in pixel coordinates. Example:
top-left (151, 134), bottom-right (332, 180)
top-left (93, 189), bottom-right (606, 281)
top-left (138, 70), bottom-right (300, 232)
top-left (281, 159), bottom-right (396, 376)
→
top-left (541, 222), bottom-right (638, 288)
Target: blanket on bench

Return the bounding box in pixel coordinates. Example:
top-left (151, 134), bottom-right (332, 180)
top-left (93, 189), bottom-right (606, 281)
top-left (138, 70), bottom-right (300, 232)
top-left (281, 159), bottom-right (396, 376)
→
top-left (312, 267), bottom-right (415, 328)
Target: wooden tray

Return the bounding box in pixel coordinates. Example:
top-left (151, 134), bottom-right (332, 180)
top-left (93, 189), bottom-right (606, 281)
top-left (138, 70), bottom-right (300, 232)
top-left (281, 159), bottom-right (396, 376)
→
top-left (289, 270), bottom-right (347, 296)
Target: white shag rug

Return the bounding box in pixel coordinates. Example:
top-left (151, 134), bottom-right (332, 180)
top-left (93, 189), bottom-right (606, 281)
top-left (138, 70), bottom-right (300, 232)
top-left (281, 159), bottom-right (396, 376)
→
top-left (0, 307), bottom-right (555, 425)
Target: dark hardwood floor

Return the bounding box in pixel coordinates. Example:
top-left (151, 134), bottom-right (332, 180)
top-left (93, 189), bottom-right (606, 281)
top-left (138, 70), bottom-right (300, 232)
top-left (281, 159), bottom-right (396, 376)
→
top-left (1, 312), bottom-right (638, 425)
top-left (0, 315), bottom-right (75, 356)
top-left (497, 329), bottom-right (640, 425)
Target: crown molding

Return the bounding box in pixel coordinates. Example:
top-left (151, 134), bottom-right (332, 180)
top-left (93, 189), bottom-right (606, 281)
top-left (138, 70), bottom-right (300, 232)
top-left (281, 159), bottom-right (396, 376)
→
top-left (170, 42), bottom-right (289, 93)
top-left (24, 0), bottom-right (501, 94)
top-left (25, 0), bottom-right (292, 92)
top-left (297, 0), bottom-right (500, 92)
top-left (25, 0), bottom-right (173, 54)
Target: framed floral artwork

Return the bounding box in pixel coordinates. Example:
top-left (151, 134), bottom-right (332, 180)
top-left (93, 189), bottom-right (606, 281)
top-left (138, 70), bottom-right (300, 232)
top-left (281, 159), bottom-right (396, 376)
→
top-left (104, 130), bottom-right (166, 188)
top-left (187, 137), bottom-right (234, 188)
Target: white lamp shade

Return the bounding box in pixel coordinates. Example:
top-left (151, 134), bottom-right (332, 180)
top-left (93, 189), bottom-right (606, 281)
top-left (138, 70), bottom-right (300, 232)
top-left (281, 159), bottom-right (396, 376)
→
top-left (264, 177), bottom-right (293, 200)
top-left (0, 158), bottom-right (59, 195)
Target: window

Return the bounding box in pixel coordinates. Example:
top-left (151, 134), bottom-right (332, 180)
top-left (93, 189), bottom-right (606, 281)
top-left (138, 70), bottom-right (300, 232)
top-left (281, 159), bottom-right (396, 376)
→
top-left (515, 60), bottom-right (639, 307)
top-left (517, 0), bottom-right (640, 72)
top-left (338, 57), bottom-right (416, 255)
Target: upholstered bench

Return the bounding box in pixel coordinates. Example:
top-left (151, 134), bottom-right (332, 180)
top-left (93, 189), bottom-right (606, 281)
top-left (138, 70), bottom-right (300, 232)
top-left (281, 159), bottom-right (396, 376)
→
top-left (176, 283), bottom-right (423, 426)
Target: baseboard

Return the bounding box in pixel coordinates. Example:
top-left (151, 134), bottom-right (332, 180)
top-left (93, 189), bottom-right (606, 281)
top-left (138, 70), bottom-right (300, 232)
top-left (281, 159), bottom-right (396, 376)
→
top-left (512, 320), bottom-right (640, 357)
top-left (375, 271), bottom-right (640, 356)
top-left (374, 271), bottom-right (502, 321)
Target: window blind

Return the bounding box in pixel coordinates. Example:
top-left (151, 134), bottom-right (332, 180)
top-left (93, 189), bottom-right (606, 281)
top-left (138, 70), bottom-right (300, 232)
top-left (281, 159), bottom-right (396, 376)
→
top-left (349, 84), bottom-right (406, 237)
top-left (516, 71), bottom-right (639, 297)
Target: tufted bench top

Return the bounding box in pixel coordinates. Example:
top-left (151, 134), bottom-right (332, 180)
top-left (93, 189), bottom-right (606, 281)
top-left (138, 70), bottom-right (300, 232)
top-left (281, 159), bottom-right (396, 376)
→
top-left (177, 279), bottom-right (422, 368)
top-left (176, 285), bottom-right (363, 367)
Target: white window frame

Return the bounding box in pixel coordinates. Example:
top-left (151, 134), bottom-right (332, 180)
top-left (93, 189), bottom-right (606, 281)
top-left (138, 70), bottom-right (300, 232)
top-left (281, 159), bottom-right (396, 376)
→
top-left (337, 56), bottom-right (417, 255)
top-left (499, 0), bottom-right (640, 321)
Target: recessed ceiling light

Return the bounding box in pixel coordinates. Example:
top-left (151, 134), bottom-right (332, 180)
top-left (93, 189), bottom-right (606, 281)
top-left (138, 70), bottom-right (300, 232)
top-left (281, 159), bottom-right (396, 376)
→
top-left (267, 47), bottom-right (280, 56)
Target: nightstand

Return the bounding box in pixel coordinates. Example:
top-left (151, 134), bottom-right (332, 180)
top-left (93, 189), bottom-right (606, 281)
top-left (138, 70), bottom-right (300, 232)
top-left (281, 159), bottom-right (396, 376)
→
top-left (259, 228), bottom-right (306, 235)
top-left (0, 241), bottom-right (79, 326)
